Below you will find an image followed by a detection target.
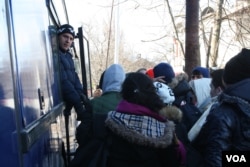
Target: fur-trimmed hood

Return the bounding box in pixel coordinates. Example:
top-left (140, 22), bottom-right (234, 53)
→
top-left (105, 111), bottom-right (175, 148)
top-left (168, 73), bottom-right (195, 106)
top-left (168, 72), bottom-right (189, 90)
top-left (159, 105), bottom-right (183, 123)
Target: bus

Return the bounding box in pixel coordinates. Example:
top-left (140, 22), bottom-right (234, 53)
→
top-left (0, 0), bottom-right (91, 166)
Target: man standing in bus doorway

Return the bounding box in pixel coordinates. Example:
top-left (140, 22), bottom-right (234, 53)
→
top-left (57, 24), bottom-right (86, 121)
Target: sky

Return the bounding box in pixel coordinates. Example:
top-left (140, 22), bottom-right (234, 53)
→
top-left (65, 0), bottom-right (184, 61)
top-left (65, 0), bottom-right (238, 66)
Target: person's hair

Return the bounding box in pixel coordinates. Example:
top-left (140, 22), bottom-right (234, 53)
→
top-left (210, 69), bottom-right (225, 90)
top-left (121, 72), bottom-right (165, 113)
top-left (136, 68), bottom-right (147, 73)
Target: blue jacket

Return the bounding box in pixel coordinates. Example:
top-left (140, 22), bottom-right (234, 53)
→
top-left (59, 49), bottom-right (84, 115)
top-left (193, 79), bottom-right (250, 167)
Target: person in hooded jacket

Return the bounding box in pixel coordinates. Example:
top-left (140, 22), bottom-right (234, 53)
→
top-left (188, 69), bottom-right (225, 143)
top-left (90, 64), bottom-right (126, 137)
top-left (105, 72), bottom-right (179, 167)
top-left (70, 64), bottom-right (125, 167)
top-left (192, 48), bottom-right (250, 167)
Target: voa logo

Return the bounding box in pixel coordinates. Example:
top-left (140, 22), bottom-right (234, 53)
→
top-left (226, 155), bottom-right (247, 163)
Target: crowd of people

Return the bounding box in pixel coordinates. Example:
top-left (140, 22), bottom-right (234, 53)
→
top-left (57, 24), bottom-right (250, 167)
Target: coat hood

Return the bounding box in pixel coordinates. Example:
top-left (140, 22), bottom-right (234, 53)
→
top-left (170, 75), bottom-right (194, 106)
top-left (219, 79), bottom-right (250, 117)
top-left (102, 64), bottom-right (125, 93)
top-left (159, 105), bottom-right (183, 123)
top-left (189, 78), bottom-right (211, 108)
top-left (105, 110), bottom-right (175, 148)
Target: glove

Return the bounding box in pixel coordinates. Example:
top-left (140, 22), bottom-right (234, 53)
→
top-left (75, 102), bottom-right (92, 121)
top-left (79, 93), bottom-right (92, 112)
top-left (64, 103), bottom-right (73, 116)
top-left (74, 102), bottom-right (86, 121)
top-left (80, 93), bottom-right (89, 105)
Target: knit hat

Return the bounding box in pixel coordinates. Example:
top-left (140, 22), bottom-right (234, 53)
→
top-left (57, 24), bottom-right (75, 37)
top-left (154, 82), bottom-right (175, 104)
top-left (146, 68), bottom-right (154, 79)
top-left (153, 63), bottom-right (175, 84)
top-left (192, 66), bottom-right (210, 78)
top-left (223, 48), bottom-right (250, 84)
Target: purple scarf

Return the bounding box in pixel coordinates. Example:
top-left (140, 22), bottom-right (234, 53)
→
top-left (116, 100), bottom-right (166, 122)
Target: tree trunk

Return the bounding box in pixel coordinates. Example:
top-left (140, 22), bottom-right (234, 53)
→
top-left (185, 0), bottom-right (200, 78)
top-left (209, 0), bottom-right (224, 67)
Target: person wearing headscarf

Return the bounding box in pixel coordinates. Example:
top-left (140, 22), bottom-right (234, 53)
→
top-left (188, 69), bottom-right (225, 142)
top-left (189, 77), bottom-right (212, 113)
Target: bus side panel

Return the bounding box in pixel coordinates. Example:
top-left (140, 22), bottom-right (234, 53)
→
top-left (11, 0), bottom-right (54, 126)
top-left (3, 0), bottom-right (65, 166)
top-left (0, 1), bottom-right (18, 166)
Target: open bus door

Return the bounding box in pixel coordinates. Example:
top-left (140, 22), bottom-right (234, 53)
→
top-left (73, 27), bottom-right (92, 98)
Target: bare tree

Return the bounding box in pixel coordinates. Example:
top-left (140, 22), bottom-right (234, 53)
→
top-left (185, 0), bottom-right (200, 76)
top-left (209, 0), bottom-right (224, 67)
top-left (200, 0), bottom-right (250, 67)
top-left (83, 20), bottom-right (156, 88)
top-left (77, 0), bottom-right (250, 85)
top-left (233, 1), bottom-right (250, 47)
top-left (165, 0), bottom-right (185, 56)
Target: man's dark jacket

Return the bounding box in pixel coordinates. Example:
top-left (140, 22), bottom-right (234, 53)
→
top-left (193, 79), bottom-right (250, 167)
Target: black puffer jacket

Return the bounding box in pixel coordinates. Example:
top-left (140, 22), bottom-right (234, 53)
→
top-left (193, 79), bottom-right (250, 167)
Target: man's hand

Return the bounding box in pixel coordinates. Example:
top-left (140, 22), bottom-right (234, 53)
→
top-left (80, 93), bottom-right (89, 105)
top-left (153, 76), bottom-right (166, 83)
top-left (64, 104), bottom-right (73, 116)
